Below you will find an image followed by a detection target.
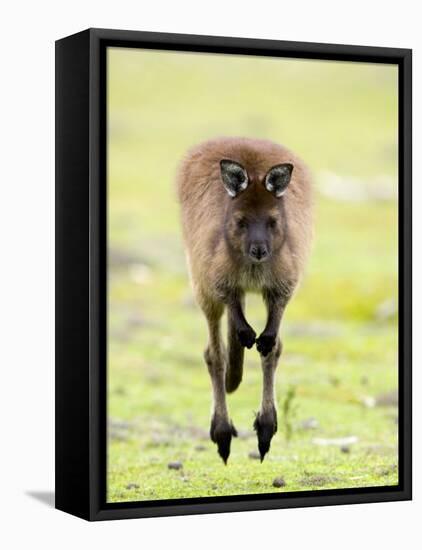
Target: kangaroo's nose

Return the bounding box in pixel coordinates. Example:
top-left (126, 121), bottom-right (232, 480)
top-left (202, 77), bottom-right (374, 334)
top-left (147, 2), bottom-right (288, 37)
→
top-left (249, 243), bottom-right (269, 262)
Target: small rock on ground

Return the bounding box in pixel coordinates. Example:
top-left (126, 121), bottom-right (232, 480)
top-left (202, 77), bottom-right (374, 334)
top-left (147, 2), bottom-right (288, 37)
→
top-left (248, 451), bottom-right (261, 460)
top-left (126, 483), bottom-right (139, 490)
top-left (272, 477), bottom-right (286, 488)
top-left (168, 461), bottom-right (183, 471)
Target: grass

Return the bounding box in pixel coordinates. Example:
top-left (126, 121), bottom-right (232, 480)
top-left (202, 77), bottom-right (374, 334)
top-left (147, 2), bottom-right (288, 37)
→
top-left (106, 48), bottom-right (398, 502)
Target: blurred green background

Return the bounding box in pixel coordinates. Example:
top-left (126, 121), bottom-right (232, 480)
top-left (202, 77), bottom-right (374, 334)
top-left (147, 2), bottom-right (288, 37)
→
top-left (107, 48), bottom-right (398, 502)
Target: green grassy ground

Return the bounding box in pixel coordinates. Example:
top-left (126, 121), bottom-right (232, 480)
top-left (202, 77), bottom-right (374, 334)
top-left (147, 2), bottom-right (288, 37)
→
top-left (107, 49), bottom-right (398, 502)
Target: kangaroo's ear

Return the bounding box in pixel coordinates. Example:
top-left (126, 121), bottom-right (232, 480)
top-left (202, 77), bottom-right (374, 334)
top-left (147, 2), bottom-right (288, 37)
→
top-left (264, 163), bottom-right (294, 197)
top-left (220, 159), bottom-right (249, 198)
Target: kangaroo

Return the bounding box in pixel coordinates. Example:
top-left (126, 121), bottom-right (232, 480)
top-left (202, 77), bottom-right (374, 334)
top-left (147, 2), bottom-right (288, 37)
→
top-left (176, 137), bottom-right (313, 463)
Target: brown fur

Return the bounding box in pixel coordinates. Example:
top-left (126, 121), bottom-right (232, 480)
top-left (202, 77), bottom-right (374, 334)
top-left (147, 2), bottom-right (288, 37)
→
top-left (176, 137), bottom-right (313, 462)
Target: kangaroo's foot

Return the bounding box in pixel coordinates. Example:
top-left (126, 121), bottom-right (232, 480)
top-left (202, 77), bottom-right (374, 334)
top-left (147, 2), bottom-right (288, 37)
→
top-left (253, 405), bottom-right (278, 462)
top-left (210, 415), bottom-right (238, 464)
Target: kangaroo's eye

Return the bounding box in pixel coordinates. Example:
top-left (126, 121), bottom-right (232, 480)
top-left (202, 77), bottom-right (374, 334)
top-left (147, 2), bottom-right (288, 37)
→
top-left (267, 217), bottom-right (277, 229)
top-left (237, 218), bottom-right (248, 229)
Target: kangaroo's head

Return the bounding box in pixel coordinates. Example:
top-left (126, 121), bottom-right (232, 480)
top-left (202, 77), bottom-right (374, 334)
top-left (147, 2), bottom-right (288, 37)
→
top-left (220, 159), bottom-right (293, 264)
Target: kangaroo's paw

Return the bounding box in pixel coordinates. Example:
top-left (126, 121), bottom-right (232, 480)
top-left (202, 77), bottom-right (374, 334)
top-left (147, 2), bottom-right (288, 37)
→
top-left (253, 406), bottom-right (278, 462)
top-left (237, 326), bottom-right (256, 349)
top-left (256, 332), bottom-right (277, 357)
top-left (210, 415), bottom-right (238, 464)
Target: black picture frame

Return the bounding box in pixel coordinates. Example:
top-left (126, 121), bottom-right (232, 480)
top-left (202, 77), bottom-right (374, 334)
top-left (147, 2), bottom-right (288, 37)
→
top-left (55, 28), bottom-right (412, 521)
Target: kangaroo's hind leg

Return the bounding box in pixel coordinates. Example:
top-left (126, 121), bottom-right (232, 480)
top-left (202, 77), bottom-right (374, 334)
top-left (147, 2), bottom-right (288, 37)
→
top-left (254, 339), bottom-right (282, 461)
top-left (254, 288), bottom-right (288, 461)
top-left (202, 298), bottom-right (237, 463)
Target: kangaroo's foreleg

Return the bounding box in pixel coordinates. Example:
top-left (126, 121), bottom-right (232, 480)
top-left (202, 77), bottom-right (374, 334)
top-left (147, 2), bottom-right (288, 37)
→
top-left (203, 300), bottom-right (237, 463)
top-left (256, 288), bottom-right (287, 357)
top-left (227, 292), bottom-right (256, 349)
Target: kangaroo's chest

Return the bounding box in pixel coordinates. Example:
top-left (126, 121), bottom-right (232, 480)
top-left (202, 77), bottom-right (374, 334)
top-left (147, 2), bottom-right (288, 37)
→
top-left (237, 264), bottom-right (272, 293)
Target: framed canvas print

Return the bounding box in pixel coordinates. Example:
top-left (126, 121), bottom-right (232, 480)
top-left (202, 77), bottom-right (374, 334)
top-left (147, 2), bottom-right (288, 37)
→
top-left (55, 28), bottom-right (412, 521)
